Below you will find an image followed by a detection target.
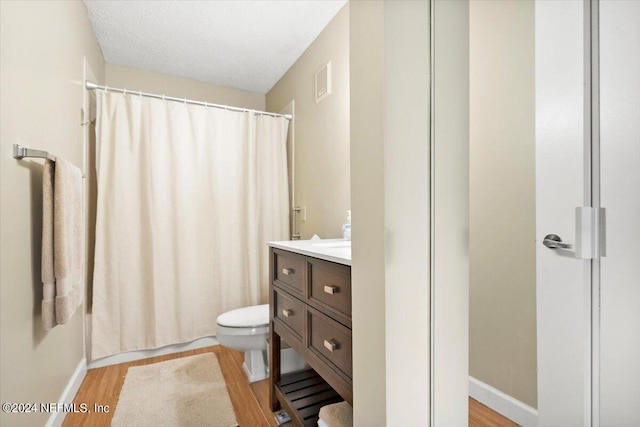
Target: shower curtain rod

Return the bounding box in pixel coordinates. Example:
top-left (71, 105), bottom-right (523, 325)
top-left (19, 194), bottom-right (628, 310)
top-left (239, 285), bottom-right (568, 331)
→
top-left (85, 81), bottom-right (293, 121)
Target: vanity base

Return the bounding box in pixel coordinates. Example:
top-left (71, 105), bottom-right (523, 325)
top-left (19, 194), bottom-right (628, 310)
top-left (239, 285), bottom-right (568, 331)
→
top-left (274, 368), bottom-right (343, 427)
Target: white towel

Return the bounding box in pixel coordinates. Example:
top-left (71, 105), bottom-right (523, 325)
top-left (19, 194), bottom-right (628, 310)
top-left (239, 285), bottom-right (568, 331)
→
top-left (318, 401), bottom-right (353, 427)
top-left (42, 160), bottom-right (56, 329)
top-left (41, 157), bottom-right (84, 329)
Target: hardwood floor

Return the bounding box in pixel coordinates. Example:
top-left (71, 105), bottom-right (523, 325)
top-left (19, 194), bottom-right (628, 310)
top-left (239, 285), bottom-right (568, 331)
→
top-left (469, 398), bottom-right (519, 427)
top-left (63, 346), bottom-right (277, 427)
top-left (63, 345), bottom-right (517, 426)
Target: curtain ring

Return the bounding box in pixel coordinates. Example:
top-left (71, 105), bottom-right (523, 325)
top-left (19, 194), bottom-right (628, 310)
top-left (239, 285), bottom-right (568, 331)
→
top-left (183, 98), bottom-right (187, 105)
top-left (123, 88), bottom-right (127, 97)
top-left (162, 94), bottom-right (165, 102)
top-left (139, 90), bottom-right (142, 98)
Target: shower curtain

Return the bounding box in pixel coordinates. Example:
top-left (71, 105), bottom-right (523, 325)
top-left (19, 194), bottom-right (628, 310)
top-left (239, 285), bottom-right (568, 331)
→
top-left (91, 91), bottom-right (289, 359)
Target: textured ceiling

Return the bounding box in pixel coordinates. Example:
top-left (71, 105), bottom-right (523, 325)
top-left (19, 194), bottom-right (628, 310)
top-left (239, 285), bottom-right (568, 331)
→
top-left (84, 0), bottom-right (347, 94)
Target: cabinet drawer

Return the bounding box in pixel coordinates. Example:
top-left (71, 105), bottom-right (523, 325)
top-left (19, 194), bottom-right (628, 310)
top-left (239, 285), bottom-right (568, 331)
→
top-left (274, 288), bottom-right (305, 339)
top-left (273, 249), bottom-right (306, 296)
top-left (308, 258), bottom-right (351, 319)
top-left (308, 308), bottom-right (352, 379)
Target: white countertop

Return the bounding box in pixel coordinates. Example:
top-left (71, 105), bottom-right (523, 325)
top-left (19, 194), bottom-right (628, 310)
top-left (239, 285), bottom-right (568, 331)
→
top-left (268, 239), bottom-right (351, 266)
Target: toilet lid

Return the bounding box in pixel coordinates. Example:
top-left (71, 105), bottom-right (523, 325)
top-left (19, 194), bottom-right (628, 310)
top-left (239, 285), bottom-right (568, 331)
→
top-left (216, 304), bottom-right (269, 328)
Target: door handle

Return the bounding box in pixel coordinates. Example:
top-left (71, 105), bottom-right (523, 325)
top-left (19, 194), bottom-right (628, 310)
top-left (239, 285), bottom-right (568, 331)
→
top-left (543, 234), bottom-right (572, 249)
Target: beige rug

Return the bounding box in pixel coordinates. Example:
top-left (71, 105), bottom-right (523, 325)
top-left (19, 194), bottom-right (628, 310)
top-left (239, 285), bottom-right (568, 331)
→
top-left (111, 353), bottom-right (238, 427)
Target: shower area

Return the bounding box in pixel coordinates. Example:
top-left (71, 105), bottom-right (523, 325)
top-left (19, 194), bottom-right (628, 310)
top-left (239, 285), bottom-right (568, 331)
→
top-left (85, 80), bottom-right (291, 363)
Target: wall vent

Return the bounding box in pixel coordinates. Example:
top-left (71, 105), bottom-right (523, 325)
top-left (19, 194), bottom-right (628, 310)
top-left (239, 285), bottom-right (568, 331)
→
top-left (315, 61), bottom-right (332, 103)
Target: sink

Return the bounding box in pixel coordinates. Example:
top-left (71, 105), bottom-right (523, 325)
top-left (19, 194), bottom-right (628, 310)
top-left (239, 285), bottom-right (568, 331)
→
top-left (311, 240), bottom-right (351, 248)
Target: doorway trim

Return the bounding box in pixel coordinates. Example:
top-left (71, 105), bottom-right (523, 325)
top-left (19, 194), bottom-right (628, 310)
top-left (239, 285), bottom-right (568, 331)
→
top-left (430, 0), bottom-right (469, 425)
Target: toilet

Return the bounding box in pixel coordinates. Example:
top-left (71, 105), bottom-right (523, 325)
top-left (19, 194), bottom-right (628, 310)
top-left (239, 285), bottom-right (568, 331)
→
top-left (216, 304), bottom-right (306, 382)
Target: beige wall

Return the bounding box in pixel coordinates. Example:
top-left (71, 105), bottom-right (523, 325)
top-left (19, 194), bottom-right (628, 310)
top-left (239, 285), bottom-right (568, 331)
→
top-left (106, 63), bottom-right (265, 110)
top-left (469, 0), bottom-right (537, 408)
top-left (266, 5), bottom-right (350, 239)
top-left (0, 1), bottom-right (105, 426)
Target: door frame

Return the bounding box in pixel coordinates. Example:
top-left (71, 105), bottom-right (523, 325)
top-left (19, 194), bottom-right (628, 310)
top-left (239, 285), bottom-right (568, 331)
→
top-left (430, 0), bottom-right (470, 425)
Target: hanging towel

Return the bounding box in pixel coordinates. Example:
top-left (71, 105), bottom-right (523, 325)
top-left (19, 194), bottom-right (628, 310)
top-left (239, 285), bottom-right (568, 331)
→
top-left (41, 158), bottom-right (84, 329)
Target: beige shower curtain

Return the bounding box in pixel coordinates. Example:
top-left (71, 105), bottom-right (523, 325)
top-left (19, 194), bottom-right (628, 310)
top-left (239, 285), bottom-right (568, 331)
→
top-left (91, 91), bottom-right (289, 359)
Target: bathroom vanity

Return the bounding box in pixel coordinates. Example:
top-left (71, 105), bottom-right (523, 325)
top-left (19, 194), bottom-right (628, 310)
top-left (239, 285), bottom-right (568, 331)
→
top-left (268, 240), bottom-right (352, 427)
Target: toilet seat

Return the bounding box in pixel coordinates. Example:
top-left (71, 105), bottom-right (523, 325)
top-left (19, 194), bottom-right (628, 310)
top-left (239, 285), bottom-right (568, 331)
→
top-left (216, 303), bottom-right (269, 328)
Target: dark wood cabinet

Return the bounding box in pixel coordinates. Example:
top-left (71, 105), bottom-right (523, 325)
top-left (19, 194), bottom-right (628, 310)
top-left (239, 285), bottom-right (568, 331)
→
top-left (269, 247), bottom-right (352, 427)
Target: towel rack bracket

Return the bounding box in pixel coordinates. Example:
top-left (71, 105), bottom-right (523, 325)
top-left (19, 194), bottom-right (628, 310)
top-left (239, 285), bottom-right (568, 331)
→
top-left (13, 144), bottom-right (27, 159)
top-left (13, 144), bottom-right (54, 161)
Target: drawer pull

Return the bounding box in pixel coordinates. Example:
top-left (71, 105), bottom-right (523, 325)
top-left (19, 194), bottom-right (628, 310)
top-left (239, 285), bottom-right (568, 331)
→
top-left (282, 268), bottom-right (294, 275)
top-left (323, 285), bottom-right (339, 295)
top-left (281, 309), bottom-right (293, 317)
top-left (323, 339), bottom-right (339, 352)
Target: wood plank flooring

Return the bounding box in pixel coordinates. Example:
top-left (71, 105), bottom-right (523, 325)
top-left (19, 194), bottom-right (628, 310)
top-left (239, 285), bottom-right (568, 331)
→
top-left (469, 398), bottom-right (519, 427)
top-left (63, 345), bottom-right (518, 426)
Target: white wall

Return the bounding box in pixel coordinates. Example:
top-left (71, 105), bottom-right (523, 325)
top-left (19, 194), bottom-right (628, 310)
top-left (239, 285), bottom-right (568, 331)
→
top-left (383, 1), bottom-right (431, 424)
top-left (432, 0), bottom-right (470, 425)
top-left (0, 1), bottom-right (105, 425)
top-left (599, 1), bottom-right (640, 424)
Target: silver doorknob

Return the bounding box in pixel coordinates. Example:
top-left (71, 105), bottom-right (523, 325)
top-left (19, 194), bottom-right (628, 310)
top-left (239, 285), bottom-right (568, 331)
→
top-left (543, 234), bottom-right (572, 249)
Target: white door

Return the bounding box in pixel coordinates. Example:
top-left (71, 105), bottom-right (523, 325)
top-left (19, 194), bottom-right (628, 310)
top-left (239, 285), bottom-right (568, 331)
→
top-left (536, 1), bottom-right (593, 424)
top-left (536, 1), bottom-right (640, 426)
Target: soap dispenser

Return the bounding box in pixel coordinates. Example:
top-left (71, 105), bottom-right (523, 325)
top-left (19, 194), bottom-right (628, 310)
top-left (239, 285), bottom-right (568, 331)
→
top-left (342, 210), bottom-right (351, 240)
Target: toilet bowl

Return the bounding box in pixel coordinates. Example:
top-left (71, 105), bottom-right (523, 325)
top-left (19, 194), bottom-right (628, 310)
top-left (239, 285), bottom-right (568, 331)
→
top-left (216, 304), bottom-right (306, 382)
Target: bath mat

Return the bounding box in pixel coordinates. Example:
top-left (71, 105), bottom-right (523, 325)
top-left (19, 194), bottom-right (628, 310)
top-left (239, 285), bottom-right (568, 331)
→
top-left (111, 353), bottom-right (238, 427)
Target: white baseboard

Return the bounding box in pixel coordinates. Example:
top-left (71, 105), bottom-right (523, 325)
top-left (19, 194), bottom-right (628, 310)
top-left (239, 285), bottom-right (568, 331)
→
top-left (44, 358), bottom-right (87, 427)
top-left (469, 376), bottom-right (538, 427)
top-left (88, 336), bottom-right (219, 369)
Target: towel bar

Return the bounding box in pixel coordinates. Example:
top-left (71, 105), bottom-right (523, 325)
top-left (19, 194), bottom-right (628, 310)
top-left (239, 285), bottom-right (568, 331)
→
top-left (13, 144), bottom-right (56, 162)
top-left (13, 143), bottom-right (85, 178)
